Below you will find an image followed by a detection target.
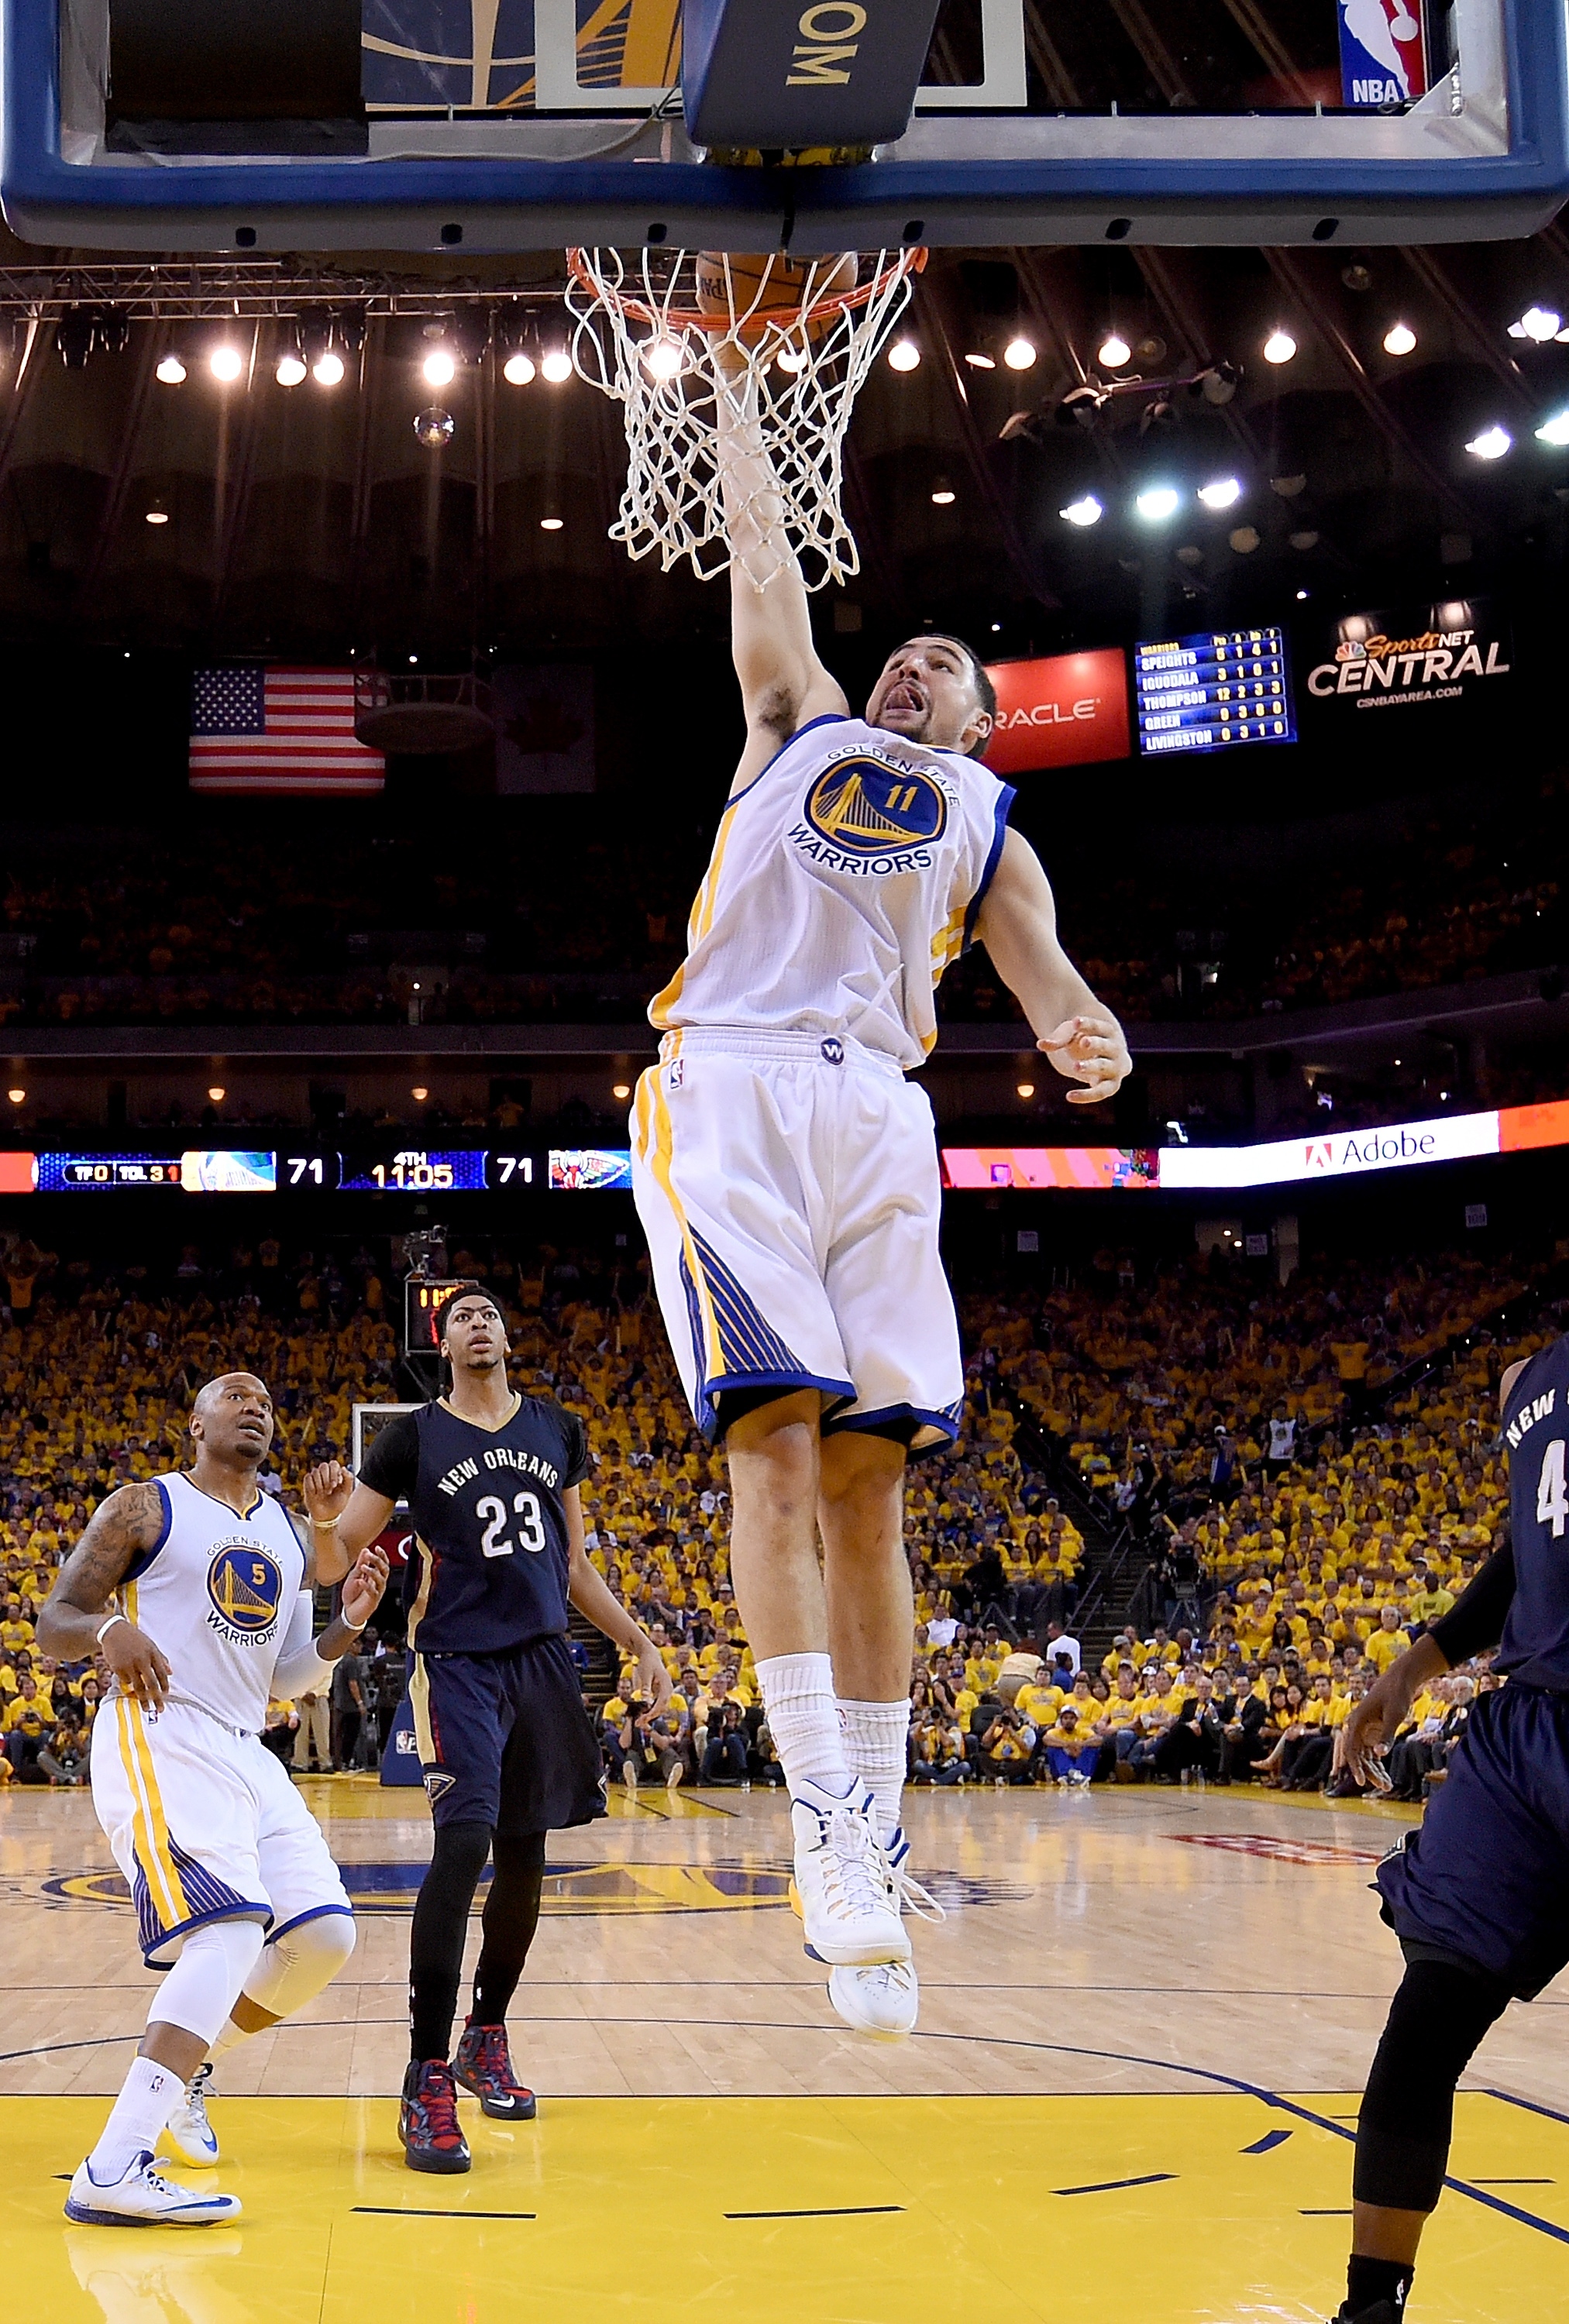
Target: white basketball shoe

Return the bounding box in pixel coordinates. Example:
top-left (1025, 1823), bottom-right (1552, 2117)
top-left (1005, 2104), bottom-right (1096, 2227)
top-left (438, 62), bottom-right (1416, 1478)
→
top-left (828, 1828), bottom-right (945, 2040)
top-left (789, 1778), bottom-right (910, 1968)
top-left (162, 2063), bottom-right (219, 2165)
top-left (64, 2150), bottom-right (243, 2227)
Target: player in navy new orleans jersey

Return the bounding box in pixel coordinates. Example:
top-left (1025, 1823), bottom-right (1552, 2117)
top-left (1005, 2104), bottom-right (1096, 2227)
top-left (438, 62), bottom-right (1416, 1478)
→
top-left (335, 1287), bottom-right (669, 2174)
top-left (1323, 1333), bottom-right (1569, 2324)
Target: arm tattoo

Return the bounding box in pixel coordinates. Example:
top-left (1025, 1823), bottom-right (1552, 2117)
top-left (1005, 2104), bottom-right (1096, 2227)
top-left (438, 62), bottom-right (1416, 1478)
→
top-left (47, 1481), bottom-right (166, 1618)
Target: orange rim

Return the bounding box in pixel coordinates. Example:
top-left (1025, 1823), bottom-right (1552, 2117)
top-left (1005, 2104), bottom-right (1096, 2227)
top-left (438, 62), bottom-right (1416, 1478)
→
top-left (566, 246), bottom-right (927, 335)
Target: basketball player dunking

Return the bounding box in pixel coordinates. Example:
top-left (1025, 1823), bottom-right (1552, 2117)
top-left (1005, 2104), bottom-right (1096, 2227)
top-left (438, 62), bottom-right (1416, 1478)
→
top-left (631, 350), bottom-right (1131, 2037)
top-left (330, 1286), bottom-right (669, 2172)
top-left (36, 1373), bottom-right (385, 2226)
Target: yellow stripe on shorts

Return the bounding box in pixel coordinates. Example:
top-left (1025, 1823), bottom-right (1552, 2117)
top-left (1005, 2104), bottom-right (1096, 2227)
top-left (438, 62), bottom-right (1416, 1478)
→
top-left (115, 1698), bottom-right (187, 1931)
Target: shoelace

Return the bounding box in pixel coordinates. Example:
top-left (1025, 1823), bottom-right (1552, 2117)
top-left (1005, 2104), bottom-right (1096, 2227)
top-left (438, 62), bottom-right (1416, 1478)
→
top-left (889, 1858), bottom-right (946, 1924)
top-left (184, 2064), bottom-right (214, 2131)
top-left (814, 1803), bottom-right (893, 1920)
top-left (473, 2029), bottom-right (514, 2082)
top-left (416, 2068), bottom-right (463, 2140)
top-left (129, 2150), bottom-right (187, 2198)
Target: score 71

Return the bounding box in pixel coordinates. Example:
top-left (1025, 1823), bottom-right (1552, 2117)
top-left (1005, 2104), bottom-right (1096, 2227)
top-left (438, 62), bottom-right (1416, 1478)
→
top-left (493, 1155), bottom-right (534, 1185)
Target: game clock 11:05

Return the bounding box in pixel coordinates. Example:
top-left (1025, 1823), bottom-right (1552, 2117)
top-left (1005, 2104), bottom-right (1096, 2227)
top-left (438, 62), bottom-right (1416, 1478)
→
top-left (281, 1150), bottom-right (539, 1192)
top-left (1134, 627), bottom-right (1296, 757)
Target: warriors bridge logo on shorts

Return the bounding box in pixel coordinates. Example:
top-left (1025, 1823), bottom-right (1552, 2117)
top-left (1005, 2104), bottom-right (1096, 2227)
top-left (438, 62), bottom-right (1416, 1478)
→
top-left (205, 1539), bottom-right (284, 1644)
top-left (793, 748), bottom-right (950, 875)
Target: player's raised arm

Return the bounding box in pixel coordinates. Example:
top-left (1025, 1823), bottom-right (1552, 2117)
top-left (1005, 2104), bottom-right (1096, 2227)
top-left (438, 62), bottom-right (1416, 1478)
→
top-left (971, 827), bottom-right (1132, 1106)
top-left (36, 1480), bottom-right (172, 1709)
top-left (714, 368), bottom-right (848, 790)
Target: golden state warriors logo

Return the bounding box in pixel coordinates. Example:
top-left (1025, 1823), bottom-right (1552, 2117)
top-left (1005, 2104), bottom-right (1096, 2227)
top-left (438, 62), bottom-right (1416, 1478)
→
top-left (206, 1539), bottom-right (284, 1643)
top-left (796, 751), bottom-right (948, 872)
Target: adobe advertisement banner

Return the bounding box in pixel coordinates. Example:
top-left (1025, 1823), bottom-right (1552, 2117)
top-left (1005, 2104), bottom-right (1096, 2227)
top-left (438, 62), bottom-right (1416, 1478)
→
top-left (982, 649), bottom-right (1130, 776)
top-left (1304, 596), bottom-right (1512, 715)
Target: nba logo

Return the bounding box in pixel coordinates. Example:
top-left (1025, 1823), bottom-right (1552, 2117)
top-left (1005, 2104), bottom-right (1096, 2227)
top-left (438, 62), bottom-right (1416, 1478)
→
top-left (668, 1058), bottom-right (684, 1090)
top-left (1338, 0), bottom-right (1429, 108)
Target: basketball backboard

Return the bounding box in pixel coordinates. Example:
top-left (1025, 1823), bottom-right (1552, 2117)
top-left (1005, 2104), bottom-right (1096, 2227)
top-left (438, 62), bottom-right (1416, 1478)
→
top-left (5, 0), bottom-right (1567, 251)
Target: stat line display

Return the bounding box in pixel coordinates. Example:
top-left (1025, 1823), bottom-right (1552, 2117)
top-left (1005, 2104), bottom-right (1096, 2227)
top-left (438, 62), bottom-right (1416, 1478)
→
top-left (1134, 627), bottom-right (1296, 756)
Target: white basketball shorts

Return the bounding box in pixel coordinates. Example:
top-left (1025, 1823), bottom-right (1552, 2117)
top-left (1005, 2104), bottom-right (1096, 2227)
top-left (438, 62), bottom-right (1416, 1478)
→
top-left (630, 1028), bottom-right (963, 1450)
top-left (91, 1695), bottom-right (352, 1967)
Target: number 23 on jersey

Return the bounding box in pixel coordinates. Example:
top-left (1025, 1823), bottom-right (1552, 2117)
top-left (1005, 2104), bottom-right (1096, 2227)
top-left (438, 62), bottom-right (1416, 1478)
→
top-left (477, 1490), bottom-right (547, 1557)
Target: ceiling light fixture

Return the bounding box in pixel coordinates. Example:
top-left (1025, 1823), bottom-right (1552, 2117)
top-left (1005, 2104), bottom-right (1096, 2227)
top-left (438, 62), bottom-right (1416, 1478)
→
top-left (208, 344), bottom-right (243, 383)
top-left (274, 350), bottom-right (307, 387)
top-left (411, 1085), bottom-right (429, 1102)
top-left (1535, 407), bottom-right (1569, 446)
top-left (887, 338), bottom-right (920, 373)
top-left (1511, 304), bottom-right (1563, 342)
top-left (1098, 333), bottom-right (1130, 368)
top-left (313, 349), bottom-right (346, 386)
top-left (1263, 328), bottom-right (1297, 364)
top-left (1197, 476), bottom-right (1243, 509)
top-left (1059, 493), bottom-right (1103, 526)
top-left (1465, 422), bottom-right (1512, 459)
top-left (930, 477), bottom-right (956, 506)
top-left (1003, 336), bottom-right (1036, 370)
top-left (5, 1087), bottom-right (23, 1104)
top-left (964, 350), bottom-right (996, 370)
top-left (144, 500), bottom-right (169, 525)
top-left (421, 346), bottom-right (456, 387)
top-left (1383, 321), bottom-right (1417, 356)
top-left (642, 335), bottom-right (684, 380)
top-left (540, 348), bottom-right (573, 383)
top-left (156, 352), bottom-right (186, 384)
top-left (502, 349), bottom-right (535, 385)
top-left (775, 346), bottom-right (808, 374)
top-left (1135, 484), bottom-right (1182, 521)
top-left (1016, 1081), bottom-right (1036, 1098)
top-left (612, 1082), bottom-right (631, 1100)
top-left (207, 1085), bottom-right (225, 1103)
top-left (540, 515), bottom-right (564, 531)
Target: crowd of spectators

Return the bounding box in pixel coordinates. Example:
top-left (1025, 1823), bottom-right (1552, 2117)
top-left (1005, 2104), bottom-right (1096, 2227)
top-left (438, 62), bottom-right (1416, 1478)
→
top-left (0, 1226), bottom-right (1547, 1811)
top-left (2, 772), bottom-right (1564, 1035)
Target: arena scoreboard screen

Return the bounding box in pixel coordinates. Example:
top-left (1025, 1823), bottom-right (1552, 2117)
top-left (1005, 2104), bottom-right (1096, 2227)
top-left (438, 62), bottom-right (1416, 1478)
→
top-left (0, 1145), bottom-right (635, 1193)
top-left (1133, 628), bottom-right (1295, 757)
top-left (405, 1278), bottom-right (467, 1353)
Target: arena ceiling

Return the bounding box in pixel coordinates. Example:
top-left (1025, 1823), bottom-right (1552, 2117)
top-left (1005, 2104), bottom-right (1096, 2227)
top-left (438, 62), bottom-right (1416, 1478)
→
top-left (0, 216), bottom-right (1566, 658)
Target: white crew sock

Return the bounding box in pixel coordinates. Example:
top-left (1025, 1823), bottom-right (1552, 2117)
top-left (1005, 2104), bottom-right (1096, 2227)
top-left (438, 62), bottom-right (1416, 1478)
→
top-left (87, 2054), bottom-right (181, 2181)
top-left (755, 1652), bottom-right (853, 1797)
top-left (838, 1698), bottom-right (910, 1845)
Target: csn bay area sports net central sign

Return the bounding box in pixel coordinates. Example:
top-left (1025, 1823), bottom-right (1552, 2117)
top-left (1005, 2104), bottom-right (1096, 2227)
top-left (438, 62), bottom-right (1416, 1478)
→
top-left (1306, 597), bottom-right (1513, 713)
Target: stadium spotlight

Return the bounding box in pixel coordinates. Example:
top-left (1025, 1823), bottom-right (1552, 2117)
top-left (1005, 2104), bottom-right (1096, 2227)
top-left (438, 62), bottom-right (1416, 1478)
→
top-left (1262, 328), bottom-right (1297, 364)
top-left (1196, 362), bottom-right (1240, 405)
top-left (930, 476), bottom-right (956, 505)
top-left (540, 515), bottom-right (564, 530)
top-left (1003, 336), bottom-right (1036, 370)
top-left (641, 335), bottom-right (684, 381)
top-left (312, 349), bottom-right (346, 387)
top-left (964, 350), bottom-right (996, 370)
top-left (1059, 493), bottom-right (1103, 526)
top-left (1098, 332), bottom-right (1131, 368)
top-left (887, 337), bottom-right (920, 372)
top-left (1464, 423), bottom-right (1512, 459)
top-left (411, 1085), bottom-right (429, 1102)
top-left (503, 349), bottom-right (536, 385)
top-left (275, 349), bottom-right (307, 387)
top-left (207, 1085), bottom-right (225, 1103)
top-left (1535, 408), bottom-right (1569, 446)
top-left (144, 499), bottom-right (169, 525)
top-left (421, 346), bottom-right (456, 387)
top-left (612, 1081), bottom-right (631, 1100)
top-left (5, 1087), bottom-right (23, 1104)
top-left (1016, 1081), bottom-right (1036, 1099)
top-left (208, 343), bottom-right (244, 383)
top-left (1198, 476), bottom-right (1243, 509)
top-left (1510, 304), bottom-right (1563, 342)
top-left (156, 352), bottom-right (186, 384)
top-left (1383, 321), bottom-right (1417, 355)
top-left (1135, 484), bottom-right (1182, 521)
top-left (540, 347), bottom-right (573, 383)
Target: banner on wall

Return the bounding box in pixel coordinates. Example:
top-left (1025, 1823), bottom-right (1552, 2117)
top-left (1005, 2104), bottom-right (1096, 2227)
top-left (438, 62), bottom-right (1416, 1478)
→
top-left (1304, 596), bottom-right (1512, 714)
top-left (981, 649), bottom-right (1130, 776)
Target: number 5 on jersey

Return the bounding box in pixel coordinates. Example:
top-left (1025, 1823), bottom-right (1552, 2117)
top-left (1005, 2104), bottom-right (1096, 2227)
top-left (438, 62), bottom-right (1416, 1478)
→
top-left (1538, 1439), bottom-right (1568, 1538)
top-left (477, 1491), bottom-right (547, 1558)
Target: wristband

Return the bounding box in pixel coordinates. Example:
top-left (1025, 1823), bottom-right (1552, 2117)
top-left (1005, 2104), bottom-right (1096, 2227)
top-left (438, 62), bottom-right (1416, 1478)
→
top-left (311, 1515), bottom-right (340, 1528)
top-left (95, 1611), bottom-right (128, 1645)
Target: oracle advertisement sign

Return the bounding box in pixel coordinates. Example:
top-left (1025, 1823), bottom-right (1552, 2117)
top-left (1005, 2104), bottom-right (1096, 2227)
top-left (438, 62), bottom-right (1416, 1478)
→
top-left (1304, 597), bottom-right (1512, 715)
top-left (982, 648), bottom-right (1130, 775)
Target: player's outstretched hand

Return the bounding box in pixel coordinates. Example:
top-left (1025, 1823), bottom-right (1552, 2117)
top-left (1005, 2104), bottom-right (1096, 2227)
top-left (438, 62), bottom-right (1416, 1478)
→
top-left (341, 1544), bottom-right (390, 1631)
top-left (303, 1459), bottom-right (355, 1527)
top-left (1335, 1675), bottom-right (1407, 1792)
top-left (1040, 1009), bottom-right (1132, 1106)
top-left (631, 1637), bottom-right (673, 1714)
top-left (101, 1620), bottom-right (173, 1713)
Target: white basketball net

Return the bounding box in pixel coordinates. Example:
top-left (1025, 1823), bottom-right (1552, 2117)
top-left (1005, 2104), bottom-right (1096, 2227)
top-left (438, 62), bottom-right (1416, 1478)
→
top-left (566, 246), bottom-right (924, 591)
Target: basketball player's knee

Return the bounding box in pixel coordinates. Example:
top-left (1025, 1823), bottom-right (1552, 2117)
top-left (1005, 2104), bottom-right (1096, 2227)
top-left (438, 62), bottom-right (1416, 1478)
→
top-left (1354, 1958), bottom-right (1512, 2213)
top-left (152, 1916), bottom-right (267, 2046)
top-left (244, 1908), bottom-right (357, 2021)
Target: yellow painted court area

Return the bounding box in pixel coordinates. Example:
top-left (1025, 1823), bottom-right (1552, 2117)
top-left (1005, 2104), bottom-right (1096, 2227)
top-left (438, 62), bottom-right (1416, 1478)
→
top-left (5, 2091), bottom-right (1568, 2324)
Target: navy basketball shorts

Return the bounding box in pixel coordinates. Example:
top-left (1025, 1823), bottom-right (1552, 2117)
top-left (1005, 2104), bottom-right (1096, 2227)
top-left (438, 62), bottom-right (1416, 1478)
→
top-left (1376, 1683), bottom-right (1569, 2000)
top-left (408, 1634), bottom-right (607, 1837)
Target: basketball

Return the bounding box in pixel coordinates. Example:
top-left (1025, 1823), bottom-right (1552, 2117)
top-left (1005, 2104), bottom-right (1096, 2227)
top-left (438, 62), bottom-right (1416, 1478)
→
top-left (694, 249), bottom-right (858, 344)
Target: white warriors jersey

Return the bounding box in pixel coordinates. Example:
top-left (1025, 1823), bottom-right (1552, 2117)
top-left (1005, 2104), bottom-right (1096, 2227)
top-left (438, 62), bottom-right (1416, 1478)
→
top-left (650, 714), bottom-right (1016, 1071)
top-left (114, 1473), bottom-right (308, 1733)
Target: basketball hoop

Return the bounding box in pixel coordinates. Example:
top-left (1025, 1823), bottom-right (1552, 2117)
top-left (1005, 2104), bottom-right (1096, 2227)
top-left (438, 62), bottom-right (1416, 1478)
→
top-left (566, 246), bottom-right (926, 591)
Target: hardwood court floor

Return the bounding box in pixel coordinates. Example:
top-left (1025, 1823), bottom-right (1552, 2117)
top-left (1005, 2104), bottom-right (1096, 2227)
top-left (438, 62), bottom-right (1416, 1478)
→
top-left (3, 1776), bottom-right (1567, 2321)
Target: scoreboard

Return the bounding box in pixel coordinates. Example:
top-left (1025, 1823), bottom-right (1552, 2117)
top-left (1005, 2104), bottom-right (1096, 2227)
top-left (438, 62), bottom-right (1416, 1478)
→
top-left (1134, 627), bottom-right (1295, 756)
top-left (3, 1146), bottom-right (635, 1195)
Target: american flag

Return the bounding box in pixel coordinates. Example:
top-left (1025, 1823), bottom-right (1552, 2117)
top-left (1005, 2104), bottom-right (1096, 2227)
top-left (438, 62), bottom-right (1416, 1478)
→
top-left (189, 665), bottom-right (385, 794)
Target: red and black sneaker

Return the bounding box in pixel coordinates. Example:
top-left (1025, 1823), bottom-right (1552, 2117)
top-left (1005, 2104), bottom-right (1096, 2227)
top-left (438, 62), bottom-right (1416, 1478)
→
top-left (399, 2058), bottom-right (472, 2173)
top-left (453, 2021), bottom-right (538, 2120)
